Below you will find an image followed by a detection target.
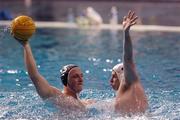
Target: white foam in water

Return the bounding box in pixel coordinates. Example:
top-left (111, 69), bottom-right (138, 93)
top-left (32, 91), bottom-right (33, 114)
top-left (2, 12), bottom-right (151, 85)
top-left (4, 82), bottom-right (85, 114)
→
top-left (7, 69), bottom-right (18, 74)
top-left (0, 89), bottom-right (179, 120)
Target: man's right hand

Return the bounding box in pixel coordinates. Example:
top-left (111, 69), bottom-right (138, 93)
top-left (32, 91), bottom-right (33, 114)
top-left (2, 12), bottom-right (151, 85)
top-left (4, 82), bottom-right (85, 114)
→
top-left (14, 36), bottom-right (28, 46)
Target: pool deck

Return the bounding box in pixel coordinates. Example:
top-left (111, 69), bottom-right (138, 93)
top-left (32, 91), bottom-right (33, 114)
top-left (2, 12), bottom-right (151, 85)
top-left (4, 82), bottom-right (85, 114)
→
top-left (1, 20), bottom-right (180, 33)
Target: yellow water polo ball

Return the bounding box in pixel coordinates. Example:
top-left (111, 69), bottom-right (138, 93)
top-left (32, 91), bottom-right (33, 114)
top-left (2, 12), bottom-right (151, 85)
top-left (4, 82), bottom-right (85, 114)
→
top-left (11, 15), bottom-right (36, 41)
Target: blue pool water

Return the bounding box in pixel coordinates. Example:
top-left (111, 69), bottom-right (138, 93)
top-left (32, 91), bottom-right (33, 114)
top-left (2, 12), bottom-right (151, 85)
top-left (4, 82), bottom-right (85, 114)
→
top-left (0, 28), bottom-right (180, 120)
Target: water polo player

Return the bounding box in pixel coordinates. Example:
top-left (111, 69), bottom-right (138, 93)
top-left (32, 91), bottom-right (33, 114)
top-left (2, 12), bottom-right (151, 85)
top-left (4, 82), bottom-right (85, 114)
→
top-left (109, 11), bottom-right (148, 114)
top-left (11, 16), bottom-right (94, 112)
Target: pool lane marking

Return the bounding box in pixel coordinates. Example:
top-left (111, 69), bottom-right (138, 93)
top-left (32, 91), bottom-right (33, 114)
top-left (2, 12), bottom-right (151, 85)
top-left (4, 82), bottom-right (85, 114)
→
top-left (1, 21), bottom-right (180, 32)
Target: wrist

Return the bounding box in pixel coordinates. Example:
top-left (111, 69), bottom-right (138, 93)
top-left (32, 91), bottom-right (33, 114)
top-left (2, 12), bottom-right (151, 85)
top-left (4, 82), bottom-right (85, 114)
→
top-left (123, 29), bottom-right (129, 34)
top-left (22, 41), bottom-right (29, 47)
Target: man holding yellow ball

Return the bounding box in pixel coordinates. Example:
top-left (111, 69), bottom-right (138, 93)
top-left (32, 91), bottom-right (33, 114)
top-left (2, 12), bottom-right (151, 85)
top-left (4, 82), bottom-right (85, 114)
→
top-left (11, 16), bottom-right (94, 112)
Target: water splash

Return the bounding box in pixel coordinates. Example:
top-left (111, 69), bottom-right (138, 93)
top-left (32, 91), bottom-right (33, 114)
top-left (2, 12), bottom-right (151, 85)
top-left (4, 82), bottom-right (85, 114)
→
top-left (0, 88), bottom-right (179, 120)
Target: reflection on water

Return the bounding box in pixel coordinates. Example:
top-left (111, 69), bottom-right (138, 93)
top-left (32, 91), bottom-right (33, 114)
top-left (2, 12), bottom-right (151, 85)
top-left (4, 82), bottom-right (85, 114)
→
top-left (0, 28), bottom-right (180, 119)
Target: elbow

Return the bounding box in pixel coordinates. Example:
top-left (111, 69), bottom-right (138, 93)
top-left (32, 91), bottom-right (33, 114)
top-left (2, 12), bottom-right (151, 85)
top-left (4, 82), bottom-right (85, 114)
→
top-left (28, 71), bottom-right (40, 80)
top-left (40, 95), bottom-right (49, 100)
top-left (37, 90), bottom-right (52, 100)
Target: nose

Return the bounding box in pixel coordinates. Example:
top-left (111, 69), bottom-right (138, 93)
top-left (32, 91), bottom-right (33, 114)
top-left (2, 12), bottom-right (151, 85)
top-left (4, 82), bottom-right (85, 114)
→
top-left (78, 75), bottom-right (83, 83)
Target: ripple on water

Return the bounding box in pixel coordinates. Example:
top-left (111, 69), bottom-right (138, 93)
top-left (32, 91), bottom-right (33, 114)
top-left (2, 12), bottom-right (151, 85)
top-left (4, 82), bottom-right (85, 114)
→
top-left (0, 89), bottom-right (179, 119)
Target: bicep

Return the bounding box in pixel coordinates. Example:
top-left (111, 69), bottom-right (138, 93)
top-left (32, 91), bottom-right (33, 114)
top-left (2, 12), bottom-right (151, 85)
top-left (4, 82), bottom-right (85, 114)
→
top-left (31, 73), bottom-right (61, 99)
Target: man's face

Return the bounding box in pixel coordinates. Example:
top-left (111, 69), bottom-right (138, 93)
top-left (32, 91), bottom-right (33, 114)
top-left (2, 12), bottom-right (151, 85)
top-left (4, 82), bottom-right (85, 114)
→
top-left (110, 71), bottom-right (120, 91)
top-left (67, 67), bottom-right (83, 93)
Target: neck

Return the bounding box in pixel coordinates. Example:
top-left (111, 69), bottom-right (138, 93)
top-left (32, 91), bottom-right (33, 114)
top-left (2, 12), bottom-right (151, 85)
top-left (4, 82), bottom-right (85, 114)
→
top-left (63, 86), bottom-right (78, 99)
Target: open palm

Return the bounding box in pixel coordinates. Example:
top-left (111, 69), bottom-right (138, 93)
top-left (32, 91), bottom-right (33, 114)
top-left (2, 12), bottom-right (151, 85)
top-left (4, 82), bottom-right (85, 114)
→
top-left (122, 11), bottom-right (138, 31)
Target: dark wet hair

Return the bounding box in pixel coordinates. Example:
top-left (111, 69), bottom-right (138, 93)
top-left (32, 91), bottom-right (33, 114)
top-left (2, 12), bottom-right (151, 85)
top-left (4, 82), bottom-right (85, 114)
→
top-left (60, 64), bottom-right (78, 86)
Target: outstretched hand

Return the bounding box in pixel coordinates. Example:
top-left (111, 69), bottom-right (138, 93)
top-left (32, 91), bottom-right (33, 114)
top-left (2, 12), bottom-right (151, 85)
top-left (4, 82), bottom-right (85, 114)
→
top-left (10, 32), bottom-right (28, 46)
top-left (13, 36), bottom-right (28, 46)
top-left (122, 10), bottom-right (138, 31)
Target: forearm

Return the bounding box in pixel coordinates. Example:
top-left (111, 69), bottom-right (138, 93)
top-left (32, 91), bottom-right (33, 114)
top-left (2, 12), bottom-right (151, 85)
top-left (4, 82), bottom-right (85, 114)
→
top-left (123, 30), bottom-right (133, 63)
top-left (23, 43), bottom-right (39, 78)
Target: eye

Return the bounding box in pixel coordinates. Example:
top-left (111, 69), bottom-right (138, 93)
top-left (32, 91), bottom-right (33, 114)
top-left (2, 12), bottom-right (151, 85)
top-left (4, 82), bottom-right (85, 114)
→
top-left (121, 67), bottom-right (123, 70)
top-left (72, 75), bottom-right (78, 78)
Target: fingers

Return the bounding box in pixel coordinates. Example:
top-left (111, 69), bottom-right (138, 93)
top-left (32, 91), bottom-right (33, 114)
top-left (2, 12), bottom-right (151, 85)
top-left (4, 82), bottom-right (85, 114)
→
top-left (127, 10), bottom-right (137, 20)
top-left (123, 16), bottom-right (127, 21)
top-left (14, 36), bottom-right (28, 45)
top-left (130, 21), bottom-right (137, 26)
top-left (124, 10), bottom-right (138, 27)
top-left (130, 16), bottom-right (138, 23)
top-left (127, 10), bottom-right (131, 18)
top-left (130, 12), bottom-right (135, 19)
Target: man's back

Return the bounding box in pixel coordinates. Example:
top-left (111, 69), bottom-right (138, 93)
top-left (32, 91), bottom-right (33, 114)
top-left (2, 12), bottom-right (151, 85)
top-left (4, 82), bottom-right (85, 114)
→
top-left (115, 81), bottom-right (148, 114)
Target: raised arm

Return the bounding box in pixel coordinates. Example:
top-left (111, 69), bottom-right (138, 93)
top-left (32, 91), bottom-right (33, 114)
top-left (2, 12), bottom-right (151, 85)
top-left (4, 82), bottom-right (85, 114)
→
top-left (21, 41), bottom-right (61, 99)
top-left (122, 11), bottom-right (139, 86)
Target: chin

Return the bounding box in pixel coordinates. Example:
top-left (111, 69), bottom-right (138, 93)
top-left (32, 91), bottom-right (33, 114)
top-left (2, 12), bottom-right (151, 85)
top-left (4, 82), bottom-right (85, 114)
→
top-left (112, 86), bottom-right (118, 91)
top-left (76, 87), bottom-right (83, 93)
top-left (112, 87), bottom-right (116, 91)
top-left (111, 85), bottom-right (115, 90)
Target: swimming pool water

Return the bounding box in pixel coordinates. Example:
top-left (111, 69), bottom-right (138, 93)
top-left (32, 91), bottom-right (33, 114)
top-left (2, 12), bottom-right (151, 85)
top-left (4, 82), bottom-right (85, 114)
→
top-left (0, 28), bottom-right (180, 120)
